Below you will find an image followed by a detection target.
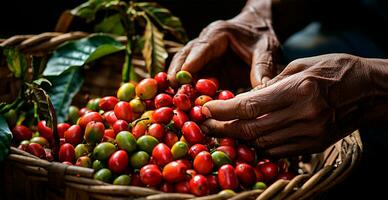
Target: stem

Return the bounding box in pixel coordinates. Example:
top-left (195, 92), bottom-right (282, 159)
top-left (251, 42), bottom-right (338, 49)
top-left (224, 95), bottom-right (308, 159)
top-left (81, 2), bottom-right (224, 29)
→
top-left (33, 101), bottom-right (40, 122)
top-left (117, 1), bottom-right (137, 82)
top-left (122, 41), bottom-right (133, 83)
top-left (127, 5), bottom-right (137, 82)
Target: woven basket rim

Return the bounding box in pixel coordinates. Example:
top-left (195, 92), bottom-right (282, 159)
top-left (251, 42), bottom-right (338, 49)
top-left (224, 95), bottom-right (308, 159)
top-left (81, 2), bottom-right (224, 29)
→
top-left (6, 131), bottom-right (362, 200)
top-left (2, 31), bottom-right (363, 200)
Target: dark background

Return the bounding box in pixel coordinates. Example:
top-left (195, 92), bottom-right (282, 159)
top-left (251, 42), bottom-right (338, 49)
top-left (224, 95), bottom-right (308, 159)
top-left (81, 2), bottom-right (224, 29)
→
top-left (0, 0), bottom-right (246, 39)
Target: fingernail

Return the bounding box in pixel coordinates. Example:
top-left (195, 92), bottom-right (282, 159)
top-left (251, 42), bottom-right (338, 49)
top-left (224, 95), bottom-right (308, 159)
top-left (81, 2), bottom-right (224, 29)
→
top-left (201, 106), bottom-right (212, 118)
top-left (181, 63), bottom-right (189, 71)
top-left (261, 76), bottom-right (270, 85)
top-left (199, 124), bottom-right (210, 134)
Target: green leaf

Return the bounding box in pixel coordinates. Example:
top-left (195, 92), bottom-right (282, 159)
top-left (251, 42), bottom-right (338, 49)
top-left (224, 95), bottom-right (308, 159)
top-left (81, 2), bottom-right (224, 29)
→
top-left (71, 0), bottom-right (120, 22)
top-left (95, 14), bottom-right (125, 35)
top-left (3, 47), bottom-right (28, 79)
top-left (45, 68), bottom-right (84, 123)
top-left (43, 34), bottom-right (125, 76)
top-left (142, 17), bottom-right (168, 77)
top-left (136, 2), bottom-right (188, 43)
top-left (0, 115), bottom-right (12, 162)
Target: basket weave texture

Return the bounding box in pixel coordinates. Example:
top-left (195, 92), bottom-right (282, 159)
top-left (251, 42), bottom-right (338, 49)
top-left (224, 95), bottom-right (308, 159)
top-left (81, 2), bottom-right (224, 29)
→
top-left (0, 32), bottom-right (363, 200)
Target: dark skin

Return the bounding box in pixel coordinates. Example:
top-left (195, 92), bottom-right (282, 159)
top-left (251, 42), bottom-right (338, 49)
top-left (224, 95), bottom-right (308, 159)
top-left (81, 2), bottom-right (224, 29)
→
top-left (168, 0), bottom-right (279, 88)
top-left (168, 0), bottom-right (388, 157)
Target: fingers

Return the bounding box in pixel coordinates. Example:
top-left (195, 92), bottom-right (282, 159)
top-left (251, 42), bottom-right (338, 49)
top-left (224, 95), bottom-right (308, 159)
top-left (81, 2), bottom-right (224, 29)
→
top-left (259, 114), bottom-right (331, 157)
top-left (201, 106), bottom-right (332, 157)
top-left (168, 42), bottom-right (194, 86)
top-left (250, 105), bottom-right (302, 132)
top-left (250, 31), bottom-right (280, 87)
top-left (200, 105), bottom-right (304, 142)
top-left (201, 118), bottom-right (263, 140)
top-left (202, 82), bottom-right (293, 121)
top-left (263, 140), bottom-right (315, 158)
top-left (168, 29), bottom-right (229, 87)
top-left (250, 51), bottom-right (274, 87)
top-left (255, 121), bottom-right (312, 149)
top-left (182, 36), bottom-right (228, 73)
top-left (202, 119), bottom-right (327, 158)
top-left (266, 58), bottom-right (310, 87)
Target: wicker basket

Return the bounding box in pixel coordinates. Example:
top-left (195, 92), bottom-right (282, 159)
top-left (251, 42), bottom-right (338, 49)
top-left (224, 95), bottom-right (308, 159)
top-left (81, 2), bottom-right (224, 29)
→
top-left (0, 31), bottom-right (363, 200)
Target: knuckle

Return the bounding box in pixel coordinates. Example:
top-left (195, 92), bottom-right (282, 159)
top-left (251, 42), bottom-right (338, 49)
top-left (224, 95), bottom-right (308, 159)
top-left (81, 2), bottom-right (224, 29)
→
top-left (174, 44), bottom-right (192, 58)
top-left (208, 20), bottom-right (230, 30)
top-left (204, 119), bottom-right (218, 132)
top-left (297, 79), bottom-right (325, 120)
top-left (266, 33), bottom-right (280, 51)
top-left (236, 98), bottom-right (257, 118)
top-left (200, 20), bottom-right (231, 37)
top-left (191, 40), bottom-right (211, 49)
top-left (203, 119), bottom-right (226, 138)
top-left (298, 79), bottom-right (318, 96)
top-left (304, 103), bottom-right (321, 119)
top-left (241, 123), bottom-right (257, 140)
top-left (288, 58), bottom-right (304, 68)
top-left (171, 51), bottom-right (183, 62)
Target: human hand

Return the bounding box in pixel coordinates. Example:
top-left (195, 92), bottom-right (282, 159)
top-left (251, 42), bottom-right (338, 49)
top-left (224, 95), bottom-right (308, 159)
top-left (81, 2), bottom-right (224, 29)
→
top-left (168, 0), bottom-right (280, 88)
top-left (201, 54), bottom-right (382, 157)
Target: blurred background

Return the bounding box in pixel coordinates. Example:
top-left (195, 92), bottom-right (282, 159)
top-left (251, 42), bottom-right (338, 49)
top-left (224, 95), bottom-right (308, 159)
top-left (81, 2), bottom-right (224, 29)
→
top-left (0, 0), bottom-right (246, 39)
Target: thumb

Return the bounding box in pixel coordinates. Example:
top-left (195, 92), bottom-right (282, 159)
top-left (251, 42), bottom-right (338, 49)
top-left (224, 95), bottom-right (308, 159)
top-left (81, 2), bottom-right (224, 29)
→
top-left (201, 83), bottom-right (292, 121)
top-left (201, 95), bottom-right (258, 121)
top-left (250, 50), bottom-right (275, 87)
top-left (200, 119), bottom-right (259, 140)
top-left (250, 29), bottom-right (280, 87)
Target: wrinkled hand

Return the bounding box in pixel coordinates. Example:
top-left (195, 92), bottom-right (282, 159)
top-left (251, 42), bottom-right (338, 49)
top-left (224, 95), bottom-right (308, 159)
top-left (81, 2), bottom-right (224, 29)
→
top-left (168, 4), bottom-right (280, 88)
top-left (201, 54), bottom-right (379, 157)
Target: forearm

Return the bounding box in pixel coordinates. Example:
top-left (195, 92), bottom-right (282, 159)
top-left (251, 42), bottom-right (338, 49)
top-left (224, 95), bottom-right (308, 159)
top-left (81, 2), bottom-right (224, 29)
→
top-left (360, 58), bottom-right (388, 126)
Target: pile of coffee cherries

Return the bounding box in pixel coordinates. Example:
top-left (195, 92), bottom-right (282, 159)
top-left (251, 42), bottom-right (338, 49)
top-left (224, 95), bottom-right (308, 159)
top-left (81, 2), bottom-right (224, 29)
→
top-left (11, 71), bottom-right (296, 196)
